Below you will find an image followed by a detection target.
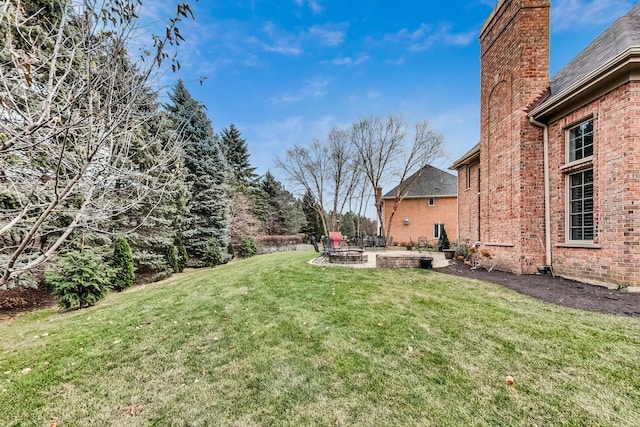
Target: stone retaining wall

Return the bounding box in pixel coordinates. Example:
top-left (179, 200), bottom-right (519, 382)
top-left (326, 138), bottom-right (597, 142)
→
top-left (376, 254), bottom-right (428, 268)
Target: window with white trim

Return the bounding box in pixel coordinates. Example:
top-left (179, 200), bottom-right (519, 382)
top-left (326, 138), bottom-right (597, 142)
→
top-left (568, 169), bottom-right (594, 241)
top-left (433, 224), bottom-right (442, 239)
top-left (568, 119), bottom-right (593, 162)
top-left (428, 198), bottom-right (435, 206)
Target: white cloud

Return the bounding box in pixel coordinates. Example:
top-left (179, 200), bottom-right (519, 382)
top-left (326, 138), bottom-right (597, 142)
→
top-left (249, 21), bottom-right (348, 56)
top-left (251, 21), bottom-right (304, 55)
top-left (308, 24), bottom-right (348, 46)
top-left (262, 43), bottom-right (303, 55)
top-left (293, 0), bottom-right (324, 14)
top-left (551, 0), bottom-right (635, 31)
top-left (270, 79), bottom-right (329, 104)
top-left (384, 23), bottom-right (476, 52)
top-left (328, 54), bottom-right (371, 67)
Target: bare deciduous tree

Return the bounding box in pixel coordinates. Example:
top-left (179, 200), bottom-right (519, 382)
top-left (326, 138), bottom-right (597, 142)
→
top-left (275, 139), bottom-right (330, 236)
top-left (276, 127), bottom-right (365, 238)
top-left (326, 127), bottom-right (361, 231)
top-left (0, 0), bottom-right (196, 287)
top-left (351, 115), bottom-right (445, 240)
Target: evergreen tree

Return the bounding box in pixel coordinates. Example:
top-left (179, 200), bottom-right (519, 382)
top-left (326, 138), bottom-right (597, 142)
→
top-left (258, 172), bottom-right (306, 235)
top-left (113, 90), bottom-right (188, 281)
top-left (338, 212), bottom-right (356, 239)
top-left (302, 189), bottom-right (324, 239)
top-left (47, 250), bottom-right (113, 309)
top-left (440, 226), bottom-right (451, 250)
top-left (220, 124), bottom-right (258, 189)
top-left (165, 80), bottom-right (230, 265)
top-left (112, 236), bottom-right (135, 291)
top-left (259, 172), bottom-right (283, 235)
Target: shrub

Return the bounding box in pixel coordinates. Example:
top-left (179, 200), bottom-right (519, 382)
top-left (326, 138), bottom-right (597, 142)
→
top-left (165, 245), bottom-right (179, 273)
top-left (46, 250), bottom-right (113, 309)
top-left (202, 239), bottom-right (225, 267)
top-left (237, 238), bottom-right (257, 258)
top-left (177, 242), bottom-right (188, 272)
top-left (440, 227), bottom-right (451, 250)
top-left (112, 235), bottom-right (135, 291)
top-left (455, 241), bottom-right (471, 260)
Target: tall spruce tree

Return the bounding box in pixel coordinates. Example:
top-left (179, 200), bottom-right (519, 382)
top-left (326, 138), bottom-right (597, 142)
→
top-left (302, 189), bottom-right (324, 239)
top-left (220, 124), bottom-right (258, 189)
top-left (121, 96), bottom-right (188, 280)
top-left (258, 172), bottom-right (306, 235)
top-left (165, 80), bottom-right (230, 265)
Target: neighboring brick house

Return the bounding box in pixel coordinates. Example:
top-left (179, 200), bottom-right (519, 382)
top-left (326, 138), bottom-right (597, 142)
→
top-left (381, 164), bottom-right (457, 246)
top-left (453, 0), bottom-right (640, 289)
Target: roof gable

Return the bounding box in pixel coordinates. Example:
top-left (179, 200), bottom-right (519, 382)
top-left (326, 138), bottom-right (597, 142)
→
top-left (382, 164), bottom-right (457, 199)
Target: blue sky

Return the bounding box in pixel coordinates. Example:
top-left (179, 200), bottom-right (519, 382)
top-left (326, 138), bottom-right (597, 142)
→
top-left (142, 0), bottom-right (636, 193)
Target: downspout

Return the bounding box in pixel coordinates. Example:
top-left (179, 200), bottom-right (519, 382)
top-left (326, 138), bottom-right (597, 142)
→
top-left (456, 184), bottom-right (460, 246)
top-left (529, 115), bottom-right (552, 267)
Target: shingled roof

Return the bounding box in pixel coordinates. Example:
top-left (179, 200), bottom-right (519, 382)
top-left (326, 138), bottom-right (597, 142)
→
top-left (542, 3), bottom-right (640, 106)
top-left (382, 164), bottom-right (457, 199)
top-left (450, 142), bottom-right (480, 170)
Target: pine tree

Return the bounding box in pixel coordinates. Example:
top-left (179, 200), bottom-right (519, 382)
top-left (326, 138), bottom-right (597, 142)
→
top-left (220, 124), bottom-right (258, 189)
top-left (302, 189), bottom-right (324, 239)
top-left (258, 172), bottom-right (306, 235)
top-left (113, 90), bottom-right (187, 281)
top-left (165, 80), bottom-right (230, 265)
top-left (440, 226), bottom-right (451, 250)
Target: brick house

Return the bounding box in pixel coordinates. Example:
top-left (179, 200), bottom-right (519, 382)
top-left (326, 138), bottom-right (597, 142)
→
top-left (452, 0), bottom-right (640, 289)
top-left (381, 164), bottom-right (457, 246)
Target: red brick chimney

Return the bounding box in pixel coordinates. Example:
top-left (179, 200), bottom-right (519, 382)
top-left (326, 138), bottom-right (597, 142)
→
top-left (478, 0), bottom-right (550, 273)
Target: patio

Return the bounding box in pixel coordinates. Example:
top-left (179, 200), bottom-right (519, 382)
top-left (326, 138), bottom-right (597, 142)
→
top-left (311, 250), bottom-right (448, 269)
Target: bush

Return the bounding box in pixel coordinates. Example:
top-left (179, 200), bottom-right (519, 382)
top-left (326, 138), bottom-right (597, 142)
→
top-left (202, 239), bottom-right (225, 267)
top-left (165, 245), bottom-right (179, 273)
top-left (46, 250), bottom-right (113, 309)
top-left (440, 227), bottom-right (451, 250)
top-left (112, 235), bottom-right (135, 291)
top-left (237, 238), bottom-right (257, 258)
top-left (177, 242), bottom-right (188, 272)
top-left (455, 241), bottom-right (471, 260)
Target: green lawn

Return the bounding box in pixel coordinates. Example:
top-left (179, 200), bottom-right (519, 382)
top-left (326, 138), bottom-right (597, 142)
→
top-left (1, 251), bottom-right (639, 426)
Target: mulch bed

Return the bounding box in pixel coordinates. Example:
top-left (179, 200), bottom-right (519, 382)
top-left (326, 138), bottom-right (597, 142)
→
top-left (434, 262), bottom-right (640, 317)
top-left (0, 285), bottom-right (57, 321)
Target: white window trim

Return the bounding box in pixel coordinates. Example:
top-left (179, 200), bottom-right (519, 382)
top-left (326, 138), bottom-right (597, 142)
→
top-left (428, 198), bottom-right (435, 206)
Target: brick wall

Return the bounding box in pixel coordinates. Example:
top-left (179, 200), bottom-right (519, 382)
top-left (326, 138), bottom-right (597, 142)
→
top-left (478, 0), bottom-right (550, 274)
top-left (457, 161), bottom-right (481, 243)
top-left (547, 82), bottom-right (640, 287)
top-left (383, 196), bottom-right (457, 246)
